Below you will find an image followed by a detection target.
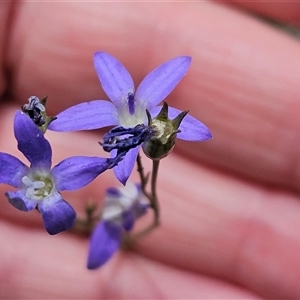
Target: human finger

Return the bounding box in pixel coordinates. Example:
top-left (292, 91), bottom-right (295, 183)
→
top-left (0, 2), bottom-right (13, 96)
top-left (225, 1), bottom-right (300, 26)
top-left (3, 2), bottom-right (300, 192)
top-left (0, 221), bottom-right (261, 299)
top-left (1, 105), bottom-right (300, 298)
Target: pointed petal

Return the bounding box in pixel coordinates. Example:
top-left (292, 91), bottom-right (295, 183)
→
top-left (52, 156), bottom-right (111, 191)
top-left (134, 201), bottom-right (150, 219)
top-left (14, 111), bottom-right (52, 168)
top-left (151, 106), bottom-right (212, 141)
top-left (106, 187), bottom-right (121, 197)
top-left (39, 196), bottom-right (76, 235)
top-left (94, 52), bottom-right (134, 109)
top-left (122, 209), bottom-right (135, 232)
top-left (48, 100), bottom-right (119, 132)
top-left (0, 153), bottom-right (28, 187)
top-left (5, 190), bottom-right (36, 211)
top-left (87, 221), bottom-right (122, 269)
top-left (112, 147), bottom-right (139, 185)
top-left (135, 56), bottom-right (191, 110)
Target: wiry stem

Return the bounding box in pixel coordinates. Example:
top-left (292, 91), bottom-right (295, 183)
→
top-left (136, 153), bottom-right (150, 199)
top-left (71, 202), bottom-right (99, 236)
top-left (123, 156), bottom-right (160, 247)
top-left (150, 159), bottom-right (160, 227)
top-left (136, 154), bottom-right (160, 223)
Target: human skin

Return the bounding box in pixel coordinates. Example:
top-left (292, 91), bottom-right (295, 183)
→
top-left (1, 1), bottom-right (300, 299)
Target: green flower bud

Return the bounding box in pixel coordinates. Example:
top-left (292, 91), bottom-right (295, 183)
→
top-left (142, 102), bottom-right (188, 160)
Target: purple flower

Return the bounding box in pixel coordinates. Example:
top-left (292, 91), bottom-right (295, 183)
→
top-left (0, 111), bottom-right (114, 235)
top-left (49, 52), bottom-right (212, 184)
top-left (87, 182), bottom-right (148, 269)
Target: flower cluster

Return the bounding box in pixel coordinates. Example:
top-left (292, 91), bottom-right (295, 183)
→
top-left (0, 51), bottom-right (211, 268)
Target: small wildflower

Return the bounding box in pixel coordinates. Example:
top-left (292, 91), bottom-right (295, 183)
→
top-left (0, 111), bottom-right (116, 235)
top-left (49, 52), bottom-right (212, 183)
top-left (87, 182), bottom-right (148, 269)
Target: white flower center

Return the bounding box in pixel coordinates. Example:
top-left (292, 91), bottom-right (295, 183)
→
top-left (118, 111), bottom-right (147, 126)
top-left (22, 170), bottom-right (54, 201)
top-left (102, 183), bottom-right (145, 222)
top-left (118, 100), bottom-right (148, 127)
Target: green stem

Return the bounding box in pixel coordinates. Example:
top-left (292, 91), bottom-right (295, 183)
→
top-left (71, 202), bottom-right (99, 236)
top-left (136, 153), bottom-right (150, 198)
top-left (150, 159), bottom-right (160, 226)
top-left (123, 158), bottom-right (160, 247)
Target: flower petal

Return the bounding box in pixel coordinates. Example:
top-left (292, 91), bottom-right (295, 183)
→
top-left (135, 56), bottom-right (191, 110)
top-left (150, 106), bottom-right (212, 141)
top-left (112, 147), bottom-right (139, 185)
top-left (52, 156), bottom-right (111, 191)
top-left (48, 100), bottom-right (119, 132)
top-left (5, 190), bottom-right (37, 211)
top-left (94, 51), bottom-right (135, 109)
top-left (0, 153), bottom-right (29, 187)
top-left (38, 196), bottom-right (76, 235)
top-left (14, 111), bottom-right (52, 168)
top-left (122, 209), bottom-right (135, 231)
top-left (87, 221), bottom-right (122, 269)
top-left (134, 200), bottom-right (150, 219)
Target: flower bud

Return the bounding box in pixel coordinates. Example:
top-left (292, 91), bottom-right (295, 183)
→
top-left (142, 102), bottom-right (188, 160)
top-left (22, 96), bottom-right (57, 133)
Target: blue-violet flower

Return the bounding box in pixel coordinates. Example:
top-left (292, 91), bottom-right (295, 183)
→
top-left (87, 182), bottom-right (148, 269)
top-left (0, 111), bottom-right (115, 235)
top-left (49, 52), bottom-right (212, 184)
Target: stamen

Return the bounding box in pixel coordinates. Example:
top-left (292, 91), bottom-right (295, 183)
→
top-left (21, 173), bottom-right (54, 200)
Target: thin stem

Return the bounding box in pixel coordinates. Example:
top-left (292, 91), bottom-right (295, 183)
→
top-left (136, 153), bottom-right (151, 199)
top-left (71, 202), bottom-right (99, 236)
top-left (150, 159), bottom-right (160, 226)
top-left (136, 154), bottom-right (160, 226)
top-left (122, 157), bottom-right (160, 248)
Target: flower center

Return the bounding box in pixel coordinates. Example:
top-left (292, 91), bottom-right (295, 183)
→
top-left (117, 89), bottom-right (147, 126)
top-left (22, 170), bottom-right (54, 200)
top-left (102, 183), bottom-right (148, 224)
